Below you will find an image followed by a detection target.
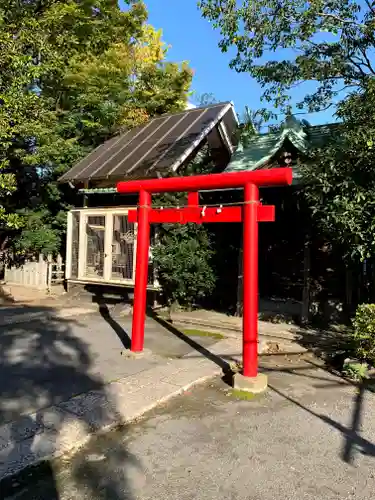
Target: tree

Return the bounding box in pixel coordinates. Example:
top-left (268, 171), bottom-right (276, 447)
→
top-left (193, 92), bottom-right (218, 106)
top-left (199, 0), bottom-right (375, 113)
top-left (199, 0), bottom-right (375, 310)
top-left (238, 106), bottom-right (264, 147)
top-left (58, 24), bottom-right (191, 146)
top-left (302, 80), bottom-right (375, 264)
top-left (0, 2), bottom-right (192, 254)
top-left (0, 0), bottom-right (146, 250)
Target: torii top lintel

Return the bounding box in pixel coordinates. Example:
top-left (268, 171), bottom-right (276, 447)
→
top-left (116, 167), bottom-right (293, 195)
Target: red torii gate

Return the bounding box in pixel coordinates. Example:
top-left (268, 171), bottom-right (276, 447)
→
top-left (117, 167), bottom-right (292, 380)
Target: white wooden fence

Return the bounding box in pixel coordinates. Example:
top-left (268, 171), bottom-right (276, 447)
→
top-left (4, 254), bottom-right (65, 291)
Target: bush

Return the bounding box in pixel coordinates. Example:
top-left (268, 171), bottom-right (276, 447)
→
top-left (351, 303), bottom-right (375, 366)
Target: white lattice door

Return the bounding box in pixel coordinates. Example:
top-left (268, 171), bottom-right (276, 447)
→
top-left (110, 214), bottom-right (136, 283)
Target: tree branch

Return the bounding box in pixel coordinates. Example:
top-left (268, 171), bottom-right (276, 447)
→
top-left (357, 46), bottom-right (375, 76)
top-left (364, 0), bottom-right (375, 15)
top-left (347, 54), bottom-right (369, 79)
top-left (334, 84), bottom-right (358, 94)
top-left (317, 12), bottom-right (365, 29)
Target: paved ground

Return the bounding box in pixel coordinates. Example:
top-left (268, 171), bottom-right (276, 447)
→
top-left (4, 354), bottom-right (375, 500)
top-left (0, 305), bottom-right (218, 425)
top-left (0, 302), bottom-right (240, 480)
top-left (169, 308), bottom-right (349, 351)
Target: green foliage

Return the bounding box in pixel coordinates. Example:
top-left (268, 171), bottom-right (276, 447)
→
top-left (342, 361), bottom-right (369, 382)
top-left (199, 0), bottom-right (375, 113)
top-left (351, 303), bottom-right (375, 366)
top-left (0, 161), bottom-right (21, 229)
top-left (239, 106), bottom-right (263, 147)
top-left (204, 0), bottom-right (375, 300)
top-left (152, 148), bottom-right (216, 308)
top-left (0, 1), bottom-right (192, 254)
top-left (0, 0), bottom-right (146, 245)
top-left (301, 80), bottom-right (375, 263)
top-left (193, 92), bottom-right (218, 106)
top-left (153, 223), bottom-right (216, 308)
top-left (57, 25), bottom-right (192, 145)
top-left (14, 209), bottom-right (65, 255)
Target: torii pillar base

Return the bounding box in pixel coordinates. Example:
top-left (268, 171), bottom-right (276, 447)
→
top-left (233, 372), bottom-right (268, 394)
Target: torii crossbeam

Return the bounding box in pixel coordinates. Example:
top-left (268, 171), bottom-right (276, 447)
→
top-left (117, 168), bottom-right (293, 380)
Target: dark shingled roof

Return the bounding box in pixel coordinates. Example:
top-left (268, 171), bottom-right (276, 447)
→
top-left (59, 102), bottom-right (238, 184)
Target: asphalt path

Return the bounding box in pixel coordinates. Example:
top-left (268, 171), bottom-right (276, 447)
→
top-left (4, 353), bottom-right (375, 500)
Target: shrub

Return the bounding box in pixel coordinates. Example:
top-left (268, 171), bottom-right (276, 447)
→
top-left (351, 303), bottom-right (375, 366)
top-left (342, 361), bottom-right (369, 382)
top-left (152, 222), bottom-right (216, 309)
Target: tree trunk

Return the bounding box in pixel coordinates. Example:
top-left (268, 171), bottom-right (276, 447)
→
top-left (301, 234), bottom-right (311, 325)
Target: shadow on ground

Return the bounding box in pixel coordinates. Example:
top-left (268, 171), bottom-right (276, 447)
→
top-left (2, 302), bottom-right (375, 498)
top-left (0, 306), bottom-right (98, 423)
top-left (0, 304), bottom-right (139, 499)
top-left (268, 377), bottom-right (375, 465)
top-left (0, 301), bottom-right (231, 499)
top-left (149, 310), bottom-right (231, 370)
top-left (152, 309), bottom-right (375, 468)
top-left (257, 351), bottom-right (375, 466)
top-left (98, 303), bottom-right (131, 350)
top-left (292, 324), bottom-right (352, 358)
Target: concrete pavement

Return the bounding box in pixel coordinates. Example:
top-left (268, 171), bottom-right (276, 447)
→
top-left (0, 335), bottom-right (241, 480)
top-left (0, 301), bottom-right (249, 481)
top-left (0, 294), bottom-right (308, 484)
top-left (0, 305), bottom-right (223, 424)
top-left (3, 353), bottom-right (375, 500)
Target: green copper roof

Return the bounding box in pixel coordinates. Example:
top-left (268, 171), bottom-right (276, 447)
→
top-left (225, 117), bottom-right (338, 173)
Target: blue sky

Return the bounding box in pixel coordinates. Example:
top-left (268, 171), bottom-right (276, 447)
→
top-left (122, 1), bottom-right (337, 127)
